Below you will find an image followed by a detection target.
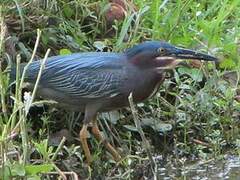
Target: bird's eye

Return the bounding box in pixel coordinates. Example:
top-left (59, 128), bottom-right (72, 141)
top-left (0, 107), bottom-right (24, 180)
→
top-left (158, 48), bottom-right (166, 54)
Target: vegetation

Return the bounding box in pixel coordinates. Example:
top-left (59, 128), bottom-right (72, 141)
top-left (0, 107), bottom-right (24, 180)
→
top-left (0, 0), bottom-right (239, 179)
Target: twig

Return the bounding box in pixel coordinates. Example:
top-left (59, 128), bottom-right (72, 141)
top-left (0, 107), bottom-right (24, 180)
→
top-left (0, 6), bottom-right (8, 119)
top-left (51, 137), bottom-right (66, 161)
top-left (192, 139), bottom-right (211, 147)
top-left (10, 29), bottom-right (42, 129)
top-left (10, 54), bottom-right (21, 129)
top-left (19, 29), bottom-right (41, 91)
top-left (10, 30), bottom-right (50, 134)
top-left (24, 48), bottom-right (50, 114)
top-left (128, 93), bottom-right (157, 179)
top-left (52, 164), bottom-right (67, 180)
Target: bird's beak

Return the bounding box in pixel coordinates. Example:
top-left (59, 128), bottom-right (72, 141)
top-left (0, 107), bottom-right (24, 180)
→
top-left (173, 47), bottom-right (218, 62)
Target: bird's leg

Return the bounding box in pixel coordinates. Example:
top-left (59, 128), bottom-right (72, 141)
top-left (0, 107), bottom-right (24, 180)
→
top-left (91, 119), bottom-right (121, 162)
top-left (79, 123), bottom-right (92, 165)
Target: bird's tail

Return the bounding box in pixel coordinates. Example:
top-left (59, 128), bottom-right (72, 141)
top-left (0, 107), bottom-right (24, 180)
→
top-left (9, 63), bottom-right (26, 84)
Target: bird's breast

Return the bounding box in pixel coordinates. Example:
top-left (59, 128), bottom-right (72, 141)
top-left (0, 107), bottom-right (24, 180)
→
top-left (126, 69), bottom-right (165, 103)
top-left (93, 68), bottom-right (165, 112)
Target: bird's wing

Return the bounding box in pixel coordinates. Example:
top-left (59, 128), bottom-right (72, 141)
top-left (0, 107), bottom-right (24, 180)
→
top-left (26, 52), bottom-right (126, 99)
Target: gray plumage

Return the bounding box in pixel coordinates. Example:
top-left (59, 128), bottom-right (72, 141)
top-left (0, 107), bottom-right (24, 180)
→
top-left (13, 53), bottom-right (127, 98)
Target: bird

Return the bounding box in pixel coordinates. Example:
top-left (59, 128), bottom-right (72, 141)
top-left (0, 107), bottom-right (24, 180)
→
top-left (10, 41), bottom-right (217, 164)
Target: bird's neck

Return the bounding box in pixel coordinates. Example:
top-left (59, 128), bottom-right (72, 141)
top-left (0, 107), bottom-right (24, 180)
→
top-left (127, 52), bottom-right (156, 68)
top-left (131, 70), bottom-right (165, 103)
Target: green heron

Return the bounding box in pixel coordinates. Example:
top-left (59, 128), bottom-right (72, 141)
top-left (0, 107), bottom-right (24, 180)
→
top-left (11, 41), bottom-right (217, 164)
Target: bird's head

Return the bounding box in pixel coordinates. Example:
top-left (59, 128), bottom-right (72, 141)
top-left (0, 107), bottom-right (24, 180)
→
top-left (126, 41), bottom-right (218, 70)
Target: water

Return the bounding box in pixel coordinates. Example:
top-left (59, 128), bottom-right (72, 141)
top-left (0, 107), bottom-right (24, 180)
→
top-left (157, 155), bottom-right (240, 179)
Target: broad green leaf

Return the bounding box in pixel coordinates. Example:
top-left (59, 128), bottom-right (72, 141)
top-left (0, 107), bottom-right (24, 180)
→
top-left (25, 164), bottom-right (53, 175)
top-left (59, 48), bottom-right (72, 55)
top-left (0, 166), bottom-right (11, 179)
top-left (11, 163), bottom-right (25, 176)
top-left (178, 67), bottom-right (203, 82)
top-left (63, 4), bottom-right (74, 18)
top-left (219, 58), bottom-right (236, 69)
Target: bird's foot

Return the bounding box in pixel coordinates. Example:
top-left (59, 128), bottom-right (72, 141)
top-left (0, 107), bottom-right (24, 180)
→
top-left (91, 124), bottom-right (121, 162)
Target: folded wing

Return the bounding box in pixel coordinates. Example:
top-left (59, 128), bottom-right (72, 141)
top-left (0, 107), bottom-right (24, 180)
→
top-left (25, 52), bottom-right (126, 99)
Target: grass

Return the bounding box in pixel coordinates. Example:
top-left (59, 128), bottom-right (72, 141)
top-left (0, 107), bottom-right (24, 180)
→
top-left (0, 0), bottom-right (240, 179)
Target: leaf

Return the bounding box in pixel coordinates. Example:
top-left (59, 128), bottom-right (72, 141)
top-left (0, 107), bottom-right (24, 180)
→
top-left (27, 175), bottom-right (41, 180)
top-left (41, 33), bottom-right (49, 45)
top-left (179, 84), bottom-right (191, 90)
top-left (123, 125), bottom-right (138, 132)
top-left (178, 67), bottom-right (203, 82)
top-left (153, 122), bottom-right (172, 133)
top-left (141, 118), bottom-right (172, 133)
top-left (219, 58), bottom-right (236, 69)
top-left (116, 13), bottom-right (135, 49)
top-left (0, 166), bottom-right (11, 179)
top-left (11, 163), bottom-right (25, 176)
top-left (63, 4), bottom-right (74, 18)
top-left (18, 42), bottom-right (31, 59)
top-left (175, 112), bottom-right (188, 123)
top-left (100, 111), bottom-right (123, 124)
top-left (25, 164), bottom-right (54, 175)
top-left (59, 48), bottom-right (72, 55)
top-left (93, 41), bottom-right (106, 51)
top-left (33, 139), bottom-right (53, 160)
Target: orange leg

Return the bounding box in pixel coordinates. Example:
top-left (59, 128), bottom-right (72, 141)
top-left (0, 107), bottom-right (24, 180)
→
top-left (79, 124), bottom-right (92, 165)
top-left (91, 120), bottom-right (121, 162)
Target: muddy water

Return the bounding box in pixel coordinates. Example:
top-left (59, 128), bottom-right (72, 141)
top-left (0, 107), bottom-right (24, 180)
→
top-left (158, 155), bottom-right (240, 179)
